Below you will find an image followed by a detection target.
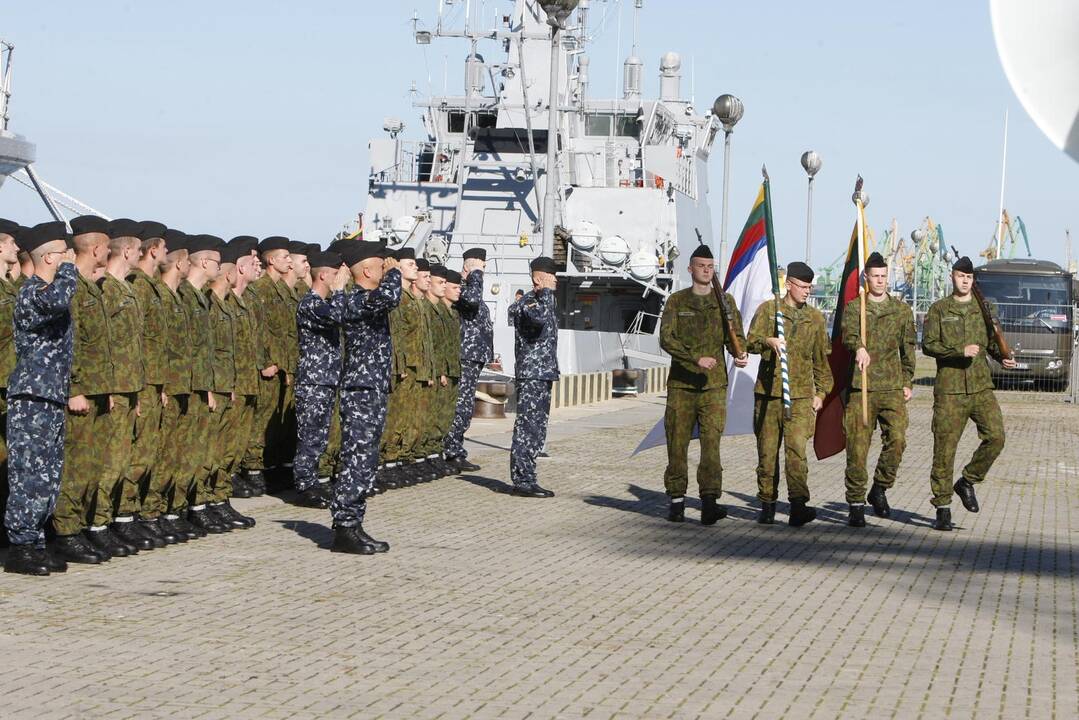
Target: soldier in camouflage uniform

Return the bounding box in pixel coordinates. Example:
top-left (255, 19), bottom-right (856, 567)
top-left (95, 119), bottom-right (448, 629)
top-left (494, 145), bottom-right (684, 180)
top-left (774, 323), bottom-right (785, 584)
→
top-left (4, 221), bottom-right (78, 576)
top-left (841, 252), bottom-right (917, 527)
top-left (292, 251), bottom-right (347, 508)
top-left (746, 261), bottom-right (832, 526)
top-left (276, 240), bottom-right (309, 481)
top-left (439, 269), bottom-right (463, 473)
top-left (225, 236), bottom-right (262, 500)
top-left (445, 248), bottom-right (493, 472)
top-left (331, 242), bottom-right (400, 555)
top-left (0, 219), bottom-right (23, 541)
top-left (922, 255), bottom-right (1015, 531)
top-left (507, 256), bottom-right (559, 498)
top-left (658, 244), bottom-right (748, 524)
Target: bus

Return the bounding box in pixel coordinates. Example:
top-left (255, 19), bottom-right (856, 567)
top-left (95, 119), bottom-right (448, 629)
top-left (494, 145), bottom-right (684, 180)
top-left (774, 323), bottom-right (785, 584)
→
top-left (974, 258), bottom-right (1076, 390)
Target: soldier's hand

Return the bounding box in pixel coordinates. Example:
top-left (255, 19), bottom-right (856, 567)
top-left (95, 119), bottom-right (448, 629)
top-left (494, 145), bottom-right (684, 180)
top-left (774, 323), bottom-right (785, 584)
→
top-left (440, 375), bottom-right (448, 387)
top-left (230, 392), bottom-right (236, 402)
top-left (108, 395), bottom-right (115, 412)
top-left (260, 364), bottom-right (278, 378)
top-left (903, 387), bottom-right (913, 402)
top-left (855, 347), bottom-right (871, 371)
top-left (963, 344), bottom-right (981, 358)
top-left (383, 256), bottom-right (399, 272)
top-left (733, 353), bottom-right (749, 368)
top-left (398, 372), bottom-right (407, 381)
top-left (285, 373), bottom-right (292, 386)
top-left (765, 337), bottom-right (786, 354)
top-left (1001, 357), bottom-right (1018, 369)
top-left (207, 392), bottom-right (217, 412)
top-left (812, 396), bottom-right (824, 412)
top-left (68, 394), bottom-right (90, 416)
top-left (161, 390), bottom-right (168, 408)
top-left (697, 356), bottom-right (718, 370)
top-left (135, 399), bottom-right (141, 418)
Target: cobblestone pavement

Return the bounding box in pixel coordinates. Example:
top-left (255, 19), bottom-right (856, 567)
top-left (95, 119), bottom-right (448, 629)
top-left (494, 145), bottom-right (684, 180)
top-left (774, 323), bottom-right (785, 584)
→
top-left (1, 389), bottom-right (1076, 719)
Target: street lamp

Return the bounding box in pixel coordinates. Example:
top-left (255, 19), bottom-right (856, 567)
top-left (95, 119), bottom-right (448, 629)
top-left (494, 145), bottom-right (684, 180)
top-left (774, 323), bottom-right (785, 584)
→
top-left (539, 1), bottom-right (579, 258)
top-left (713, 93), bottom-right (744, 279)
top-left (800, 150), bottom-right (822, 265)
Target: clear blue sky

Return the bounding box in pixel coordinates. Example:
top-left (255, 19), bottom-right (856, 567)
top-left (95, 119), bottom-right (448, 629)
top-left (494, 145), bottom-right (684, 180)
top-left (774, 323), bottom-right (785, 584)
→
top-left (2, 1), bottom-right (1076, 271)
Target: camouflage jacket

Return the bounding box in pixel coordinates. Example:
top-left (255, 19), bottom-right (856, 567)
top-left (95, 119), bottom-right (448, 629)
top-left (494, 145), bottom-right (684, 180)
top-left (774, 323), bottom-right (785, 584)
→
top-left (207, 289), bottom-right (235, 394)
top-left (340, 269), bottom-right (401, 392)
top-left (228, 291), bottom-right (260, 397)
top-left (509, 287), bottom-right (559, 381)
top-left (68, 272), bottom-right (113, 398)
top-left (128, 268), bottom-right (168, 387)
top-left (455, 269), bottom-right (494, 364)
top-left (659, 287), bottom-right (746, 391)
top-left (922, 295), bottom-right (1004, 395)
top-left (0, 277), bottom-right (19, 389)
top-left (178, 280), bottom-right (213, 393)
top-left (161, 283), bottom-right (192, 396)
top-left (841, 294), bottom-right (917, 391)
top-left (9, 262), bottom-right (77, 404)
top-left (747, 297), bottom-right (832, 400)
top-left (435, 302), bottom-right (462, 379)
top-left (296, 289), bottom-right (344, 388)
top-left (389, 289), bottom-right (433, 382)
top-left (246, 275), bottom-right (288, 369)
top-left (276, 279), bottom-right (300, 375)
top-left (100, 274), bottom-right (145, 394)
top-left (242, 280), bottom-right (272, 370)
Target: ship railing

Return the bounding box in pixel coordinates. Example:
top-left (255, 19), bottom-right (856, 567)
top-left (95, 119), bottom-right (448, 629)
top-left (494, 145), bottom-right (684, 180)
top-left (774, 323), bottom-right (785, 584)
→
top-left (370, 141), bottom-right (460, 184)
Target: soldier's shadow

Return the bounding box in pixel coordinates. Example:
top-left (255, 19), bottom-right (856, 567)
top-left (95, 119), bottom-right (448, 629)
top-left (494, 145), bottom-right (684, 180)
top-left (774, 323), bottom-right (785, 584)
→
top-left (582, 484), bottom-right (757, 522)
top-left (275, 519), bottom-right (333, 548)
top-left (457, 474), bottom-right (516, 494)
top-left (820, 500), bottom-right (936, 528)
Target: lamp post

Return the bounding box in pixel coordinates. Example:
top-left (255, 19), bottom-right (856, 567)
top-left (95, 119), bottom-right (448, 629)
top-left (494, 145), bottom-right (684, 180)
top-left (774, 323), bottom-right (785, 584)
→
top-left (713, 94), bottom-right (744, 279)
top-left (800, 151), bottom-right (822, 265)
top-left (911, 228), bottom-right (926, 314)
top-left (539, 1), bottom-right (578, 258)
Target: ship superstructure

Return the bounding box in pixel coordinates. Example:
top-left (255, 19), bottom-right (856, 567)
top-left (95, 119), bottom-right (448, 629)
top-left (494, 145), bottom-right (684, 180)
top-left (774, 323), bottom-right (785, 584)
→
top-left (362, 0), bottom-right (721, 374)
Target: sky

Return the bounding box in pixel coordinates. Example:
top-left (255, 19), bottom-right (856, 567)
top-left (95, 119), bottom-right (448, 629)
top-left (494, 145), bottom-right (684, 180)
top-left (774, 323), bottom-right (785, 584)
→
top-left (2, 0), bottom-right (1077, 272)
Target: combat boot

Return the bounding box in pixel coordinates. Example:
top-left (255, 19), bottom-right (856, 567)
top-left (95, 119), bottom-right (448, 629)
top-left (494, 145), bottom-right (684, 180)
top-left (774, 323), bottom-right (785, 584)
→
top-left (231, 473), bottom-right (253, 499)
top-left (314, 480), bottom-right (335, 503)
top-left (82, 530), bottom-right (114, 560)
top-left (700, 494), bottom-right (727, 525)
top-left (788, 499), bottom-right (817, 527)
top-left (954, 478), bottom-right (979, 513)
top-left (868, 483), bottom-right (891, 518)
top-left (377, 467), bottom-right (402, 491)
top-left (187, 507), bottom-right (230, 534)
top-left (331, 525), bottom-right (378, 555)
top-left (169, 514), bottom-right (205, 539)
top-left (933, 507), bottom-right (953, 531)
top-left (848, 504), bottom-right (866, 528)
top-left (4, 545), bottom-right (49, 576)
top-left (667, 498), bottom-right (685, 523)
top-left (43, 547), bottom-right (69, 573)
top-left (156, 516), bottom-right (189, 543)
top-left (51, 534), bottom-right (102, 564)
top-left (111, 519), bottom-right (156, 550)
top-left (293, 487), bottom-right (331, 509)
top-left (86, 528), bottom-right (133, 557)
top-left (353, 525), bottom-right (389, 553)
top-left (212, 501), bottom-right (256, 529)
top-left (245, 470), bottom-right (266, 497)
top-left (756, 502), bottom-right (776, 525)
top-left (140, 517), bottom-right (180, 545)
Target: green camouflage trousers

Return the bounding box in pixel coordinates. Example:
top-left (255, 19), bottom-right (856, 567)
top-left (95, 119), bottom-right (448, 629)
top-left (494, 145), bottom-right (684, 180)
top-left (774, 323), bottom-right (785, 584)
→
top-left (381, 377), bottom-right (410, 464)
top-left (413, 380), bottom-right (439, 459)
top-left (930, 388), bottom-right (1005, 507)
top-left (198, 392), bottom-right (238, 505)
top-left (144, 393), bottom-right (184, 519)
top-left (843, 389), bottom-right (908, 503)
top-left (95, 392), bottom-right (137, 526)
top-left (318, 391), bottom-right (340, 478)
top-left (128, 385), bottom-right (164, 515)
top-left (175, 391), bottom-right (211, 511)
top-left (53, 394), bottom-right (110, 535)
top-left (754, 394), bottom-right (815, 503)
top-left (243, 372), bottom-right (284, 471)
top-left (663, 386), bottom-right (727, 497)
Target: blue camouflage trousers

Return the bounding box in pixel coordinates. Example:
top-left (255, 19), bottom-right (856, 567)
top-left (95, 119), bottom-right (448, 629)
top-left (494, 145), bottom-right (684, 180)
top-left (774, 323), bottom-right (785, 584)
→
top-left (4, 397), bottom-right (66, 548)
top-left (444, 361), bottom-right (483, 460)
top-left (510, 379), bottom-right (552, 488)
top-left (293, 383), bottom-right (336, 492)
top-left (331, 387), bottom-right (387, 527)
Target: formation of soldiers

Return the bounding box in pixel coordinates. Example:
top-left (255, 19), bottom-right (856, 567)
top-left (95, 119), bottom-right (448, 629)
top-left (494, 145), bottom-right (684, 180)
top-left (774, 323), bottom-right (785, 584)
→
top-left (0, 215), bottom-right (527, 574)
top-left (661, 246), bottom-right (1016, 531)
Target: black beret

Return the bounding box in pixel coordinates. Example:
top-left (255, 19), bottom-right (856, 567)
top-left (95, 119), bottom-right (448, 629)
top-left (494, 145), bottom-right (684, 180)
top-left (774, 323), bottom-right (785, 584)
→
top-left (376, 244), bottom-right (392, 259)
top-left (163, 229), bottom-right (188, 253)
top-left (219, 243), bottom-right (245, 265)
top-left (415, 258), bottom-right (431, 272)
top-left (395, 247), bottom-right (416, 261)
top-left (864, 252), bottom-right (887, 270)
top-left (188, 234), bottom-right (224, 254)
top-left (70, 215), bottom-right (110, 236)
top-left (327, 239), bottom-right (353, 255)
top-left (137, 221), bottom-right (168, 241)
top-left (0, 218), bottom-right (21, 237)
top-left (462, 247), bottom-right (486, 261)
top-left (301, 242), bottom-right (320, 256)
top-left (17, 221), bottom-right (69, 253)
top-left (228, 236), bottom-right (258, 256)
top-left (444, 269), bottom-right (463, 284)
top-left (340, 241), bottom-right (383, 267)
top-left (530, 256), bottom-right (558, 274)
top-left (259, 236), bottom-right (290, 253)
top-left (690, 244), bottom-right (714, 260)
top-left (287, 240), bottom-right (309, 255)
top-left (786, 261), bottom-right (814, 283)
top-left (429, 264), bottom-right (448, 278)
top-left (107, 218), bottom-right (142, 239)
top-left (309, 251), bottom-right (342, 269)
top-left (952, 256), bottom-right (974, 274)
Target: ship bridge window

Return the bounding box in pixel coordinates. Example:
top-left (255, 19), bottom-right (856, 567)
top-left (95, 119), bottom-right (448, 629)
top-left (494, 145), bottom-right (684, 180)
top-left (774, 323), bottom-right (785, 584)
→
top-left (448, 111), bottom-right (498, 133)
top-left (585, 113), bottom-right (639, 138)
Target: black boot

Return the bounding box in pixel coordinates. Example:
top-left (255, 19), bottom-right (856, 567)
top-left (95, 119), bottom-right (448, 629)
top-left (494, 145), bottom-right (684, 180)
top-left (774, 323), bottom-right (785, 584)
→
top-left (141, 518), bottom-right (179, 545)
top-left (188, 507), bottom-right (229, 534)
top-left (449, 457), bottom-right (481, 472)
top-left (231, 474), bottom-right (253, 499)
top-left (156, 516), bottom-right (189, 543)
top-left (82, 529), bottom-right (114, 560)
top-left (86, 528), bottom-right (132, 557)
top-left (293, 487), bottom-right (331, 509)
top-left (246, 471), bottom-right (266, 497)
top-left (213, 501), bottom-right (256, 529)
top-left (352, 525), bottom-right (389, 553)
top-left (4, 544), bottom-right (49, 576)
top-left (111, 520), bottom-right (155, 550)
top-left (848, 504), bottom-right (866, 528)
top-left (331, 525), bottom-right (378, 555)
top-left (51, 534), bottom-right (103, 564)
top-left (933, 507), bottom-right (953, 531)
top-left (867, 483), bottom-right (891, 518)
top-left (788, 499), bottom-right (817, 527)
top-left (667, 499), bottom-right (685, 523)
top-left (700, 494), bottom-right (727, 525)
top-left (954, 478), bottom-right (979, 513)
top-left (756, 502), bottom-right (776, 525)
top-left (43, 547), bottom-right (69, 573)
top-left (169, 514), bottom-right (205, 539)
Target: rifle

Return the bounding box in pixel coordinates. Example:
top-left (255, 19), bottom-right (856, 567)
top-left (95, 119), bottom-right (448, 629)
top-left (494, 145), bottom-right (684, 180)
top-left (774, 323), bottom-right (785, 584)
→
top-left (694, 229), bottom-right (746, 358)
top-left (972, 281), bottom-right (1013, 360)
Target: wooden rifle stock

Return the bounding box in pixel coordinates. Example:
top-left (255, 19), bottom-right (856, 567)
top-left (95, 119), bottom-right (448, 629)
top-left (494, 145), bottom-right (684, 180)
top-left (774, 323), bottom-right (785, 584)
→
top-left (971, 281), bottom-right (1013, 360)
top-left (711, 275), bottom-right (746, 359)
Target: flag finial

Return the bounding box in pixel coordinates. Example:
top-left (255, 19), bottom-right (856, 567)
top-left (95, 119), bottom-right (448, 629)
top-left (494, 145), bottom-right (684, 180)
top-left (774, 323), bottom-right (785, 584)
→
top-left (761, 165), bottom-right (770, 181)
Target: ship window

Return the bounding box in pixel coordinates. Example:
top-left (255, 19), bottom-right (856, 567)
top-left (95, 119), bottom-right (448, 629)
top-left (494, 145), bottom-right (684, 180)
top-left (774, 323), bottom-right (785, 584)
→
top-left (585, 114), bottom-right (611, 136)
top-left (585, 113), bottom-right (638, 137)
top-left (448, 111), bottom-right (466, 133)
top-left (476, 112), bottom-right (498, 128)
top-left (448, 111), bottom-right (499, 134)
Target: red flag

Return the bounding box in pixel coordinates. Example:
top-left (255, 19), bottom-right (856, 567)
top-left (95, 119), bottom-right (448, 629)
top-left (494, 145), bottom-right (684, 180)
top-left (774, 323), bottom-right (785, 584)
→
top-left (813, 222), bottom-right (862, 460)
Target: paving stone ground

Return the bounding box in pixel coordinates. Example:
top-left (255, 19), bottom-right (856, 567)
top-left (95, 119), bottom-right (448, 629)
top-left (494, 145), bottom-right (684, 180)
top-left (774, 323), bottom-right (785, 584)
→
top-left (0, 388), bottom-right (1076, 720)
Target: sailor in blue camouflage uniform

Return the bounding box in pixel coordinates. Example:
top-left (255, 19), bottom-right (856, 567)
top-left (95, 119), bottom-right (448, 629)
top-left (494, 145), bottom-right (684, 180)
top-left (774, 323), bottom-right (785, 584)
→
top-left (507, 256), bottom-right (559, 498)
top-left (330, 242), bottom-right (401, 555)
top-left (4, 221), bottom-right (78, 576)
top-left (292, 251), bottom-right (347, 509)
top-left (444, 247), bottom-right (493, 472)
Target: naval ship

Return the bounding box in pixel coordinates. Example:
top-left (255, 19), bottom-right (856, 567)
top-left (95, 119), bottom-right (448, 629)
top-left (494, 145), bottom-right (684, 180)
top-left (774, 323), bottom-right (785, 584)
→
top-left (360, 0), bottom-right (722, 376)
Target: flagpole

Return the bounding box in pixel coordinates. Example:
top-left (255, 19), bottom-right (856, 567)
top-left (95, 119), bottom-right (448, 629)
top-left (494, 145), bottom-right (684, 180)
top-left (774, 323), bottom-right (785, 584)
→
top-left (762, 166), bottom-right (791, 419)
top-left (853, 176), bottom-right (869, 427)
